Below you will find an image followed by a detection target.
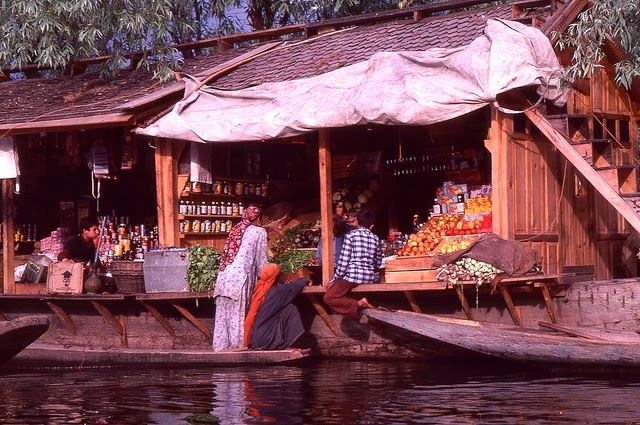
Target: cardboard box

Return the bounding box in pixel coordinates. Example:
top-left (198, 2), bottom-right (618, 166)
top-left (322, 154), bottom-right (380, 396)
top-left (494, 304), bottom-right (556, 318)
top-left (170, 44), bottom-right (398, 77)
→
top-left (47, 261), bottom-right (84, 294)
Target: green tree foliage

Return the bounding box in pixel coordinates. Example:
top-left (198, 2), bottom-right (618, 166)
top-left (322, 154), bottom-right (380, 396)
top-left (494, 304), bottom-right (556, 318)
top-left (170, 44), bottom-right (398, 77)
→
top-left (0, 0), bottom-right (241, 80)
top-left (555, 0), bottom-right (640, 90)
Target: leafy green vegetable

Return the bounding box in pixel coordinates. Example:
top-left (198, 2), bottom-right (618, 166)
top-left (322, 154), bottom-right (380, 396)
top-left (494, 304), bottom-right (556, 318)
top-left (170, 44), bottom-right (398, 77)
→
top-left (270, 221), bottom-right (321, 258)
top-left (271, 249), bottom-right (316, 275)
top-left (187, 245), bottom-right (221, 293)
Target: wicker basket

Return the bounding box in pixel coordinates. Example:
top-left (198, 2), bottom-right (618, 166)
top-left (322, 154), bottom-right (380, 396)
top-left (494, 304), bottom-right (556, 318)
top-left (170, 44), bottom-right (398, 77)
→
top-left (262, 202), bottom-right (293, 232)
top-left (109, 261), bottom-right (145, 293)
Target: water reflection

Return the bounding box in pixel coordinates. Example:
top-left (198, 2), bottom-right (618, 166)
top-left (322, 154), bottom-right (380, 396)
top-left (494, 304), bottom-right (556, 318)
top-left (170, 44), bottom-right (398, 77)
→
top-left (1, 360), bottom-right (640, 424)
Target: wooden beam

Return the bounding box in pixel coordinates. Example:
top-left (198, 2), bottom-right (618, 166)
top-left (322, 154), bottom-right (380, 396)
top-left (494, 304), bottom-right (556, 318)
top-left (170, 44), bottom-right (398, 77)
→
top-left (90, 301), bottom-right (125, 336)
top-left (170, 301), bottom-right (212, 339)
top-left (540, 286), bottom-right (558, 324)
top-left (0, 113), bottom-right (135, 136)
top-left (403, 290), bottom-right (422, 313)
top-left (498, 286), bottom-right (522, 326)
top-left (155, 138), bottom-right (185, 247)
top-left (305, 294), bottom-right (340, 336)
top-left (141, 301), bottom-right (176, 337)
top-left (2, 179), bottom-right (15, 294)
top-left (45, 301), bottom-right (77, 334)
top-left (318, 128), bottom-right (334, 286)
top-left (454, 285), bottom-right (475, 320)
top-left (489, 108), bottom-right (514, 239)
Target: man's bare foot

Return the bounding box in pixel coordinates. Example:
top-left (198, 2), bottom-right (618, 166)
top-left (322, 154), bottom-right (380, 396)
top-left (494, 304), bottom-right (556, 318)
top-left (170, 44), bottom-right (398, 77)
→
top-left (358, 298), bottom-right (375, 310)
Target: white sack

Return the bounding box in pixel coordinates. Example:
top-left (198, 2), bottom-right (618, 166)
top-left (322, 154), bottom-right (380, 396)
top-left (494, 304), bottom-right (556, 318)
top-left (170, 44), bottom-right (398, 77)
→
top-left (0, 136), bottom-right (19, 178)
top-left (137, 19), bottom-right (567, 143)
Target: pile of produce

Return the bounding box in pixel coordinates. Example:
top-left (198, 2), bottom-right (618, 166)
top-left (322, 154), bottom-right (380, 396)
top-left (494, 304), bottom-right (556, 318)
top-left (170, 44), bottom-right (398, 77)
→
top-left (332, 178), bottom-right (382, 214)
top-left (436, 258), bottom-right (503, 286)
top-left (272, 249), bottom-right (317, 275)
top-left (186, 245), bottom-right (221, 293)
top-left (270, 221), bottom-right (321, 258)
top-left (397, 213), bottom-right (493, 257)
top-left (270, 221), bottom-right (321, 274)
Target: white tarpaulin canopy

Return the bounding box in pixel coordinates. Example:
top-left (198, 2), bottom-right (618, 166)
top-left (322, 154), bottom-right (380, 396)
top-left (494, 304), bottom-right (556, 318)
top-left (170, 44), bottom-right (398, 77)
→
top-left (136, 19), bottom-right (567, 143)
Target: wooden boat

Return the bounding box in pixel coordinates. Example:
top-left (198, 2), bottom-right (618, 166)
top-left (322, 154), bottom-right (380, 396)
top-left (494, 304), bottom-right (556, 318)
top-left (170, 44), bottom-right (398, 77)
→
top-left (0, 315), bottom-right (50, 364)
top-left (364, 309), bottom-right (640, 368)
top-left (13, 344), bottom-right (311, 367)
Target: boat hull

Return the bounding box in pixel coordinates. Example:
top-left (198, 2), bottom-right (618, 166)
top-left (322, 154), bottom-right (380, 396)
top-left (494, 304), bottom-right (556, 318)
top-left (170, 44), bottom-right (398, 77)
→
top-left (0, 315), bottom-right (50, 364)
top-left (365, 309), bottom-right (640, 367)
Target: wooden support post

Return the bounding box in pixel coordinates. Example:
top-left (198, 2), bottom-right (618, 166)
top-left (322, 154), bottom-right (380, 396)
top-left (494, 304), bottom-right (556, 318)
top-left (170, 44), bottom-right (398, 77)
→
top-left (540, 286), bottom-right (558, 324)
top-left (498, 286), bottom-right (522, 325)
top-left (305, 294), bottom-right (340, 336)
top-left (45, 301), bottom-right (77, 334)
top-left (403, 291), bottom-right (422, 313)
top-left (2, 179), bottom-right (15, 294)
top-left (454, 285), bottom-right (475, 320)
top-left (141, 301), bottom-right (176, 336)
top-left (318, 128), bottom-right (334, 286)
top-left (154, 138), bottom-right (186, 248)
top-left (488, 108), bottom-right (514, 239)
top-left (170, 301), bottom-right (212, 339)
top-left (90, 301), bottom-right (125, 336)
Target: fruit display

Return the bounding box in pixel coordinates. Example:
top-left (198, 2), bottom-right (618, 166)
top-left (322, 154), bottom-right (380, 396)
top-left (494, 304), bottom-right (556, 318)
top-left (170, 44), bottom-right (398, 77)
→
top-left (437, 238), bottom-right (472, 254)
top-left (397, 213), bottom-right (492, 257)
top-left (436, 258), bottom-right (503, 286)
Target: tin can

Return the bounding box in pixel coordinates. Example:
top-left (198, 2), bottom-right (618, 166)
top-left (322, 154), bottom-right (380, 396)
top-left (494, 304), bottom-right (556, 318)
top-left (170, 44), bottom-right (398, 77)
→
top-left (235, 182), bottom-right (244, 195)
top-left (204, 220), bottom-right (212, 233)
top-left (213, 181), bottom-right (222, 194)
top-left (214, 220), bottom-right (221, 233)
top-left (183, 219), bottom-right (191, 233)
top-left (191, 181), bottom-right (202, 193)
top-left (220, 220), bottom-right (227, 233)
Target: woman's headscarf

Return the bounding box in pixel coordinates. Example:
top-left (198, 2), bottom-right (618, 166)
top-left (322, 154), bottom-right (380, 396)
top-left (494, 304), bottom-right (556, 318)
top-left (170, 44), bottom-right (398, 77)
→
top-left (243, 263), bottom-right (281, 346)
top-left (219, 205), bottom-right (261, 271)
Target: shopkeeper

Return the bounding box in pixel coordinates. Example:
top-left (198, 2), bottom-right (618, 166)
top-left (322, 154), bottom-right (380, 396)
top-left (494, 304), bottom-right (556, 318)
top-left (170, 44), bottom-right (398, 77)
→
top-left (58, 217), bottom-right (100, 266)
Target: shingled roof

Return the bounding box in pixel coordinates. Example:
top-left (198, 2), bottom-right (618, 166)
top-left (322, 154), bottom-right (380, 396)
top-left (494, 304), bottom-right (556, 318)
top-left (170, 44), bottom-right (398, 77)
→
top-left (1, 0), bottom-right (570, 135)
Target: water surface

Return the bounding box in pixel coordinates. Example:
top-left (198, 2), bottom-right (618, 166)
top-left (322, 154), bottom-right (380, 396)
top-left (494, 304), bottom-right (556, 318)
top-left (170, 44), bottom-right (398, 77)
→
top-left (1, 360), bottom-right (639, 424)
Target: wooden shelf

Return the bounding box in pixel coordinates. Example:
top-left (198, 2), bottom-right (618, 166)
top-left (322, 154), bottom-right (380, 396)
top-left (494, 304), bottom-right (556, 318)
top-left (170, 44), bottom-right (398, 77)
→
top-left (180, 232), bottom-right (229, 238)
top-left (179, 214), bottom-right (240, 219)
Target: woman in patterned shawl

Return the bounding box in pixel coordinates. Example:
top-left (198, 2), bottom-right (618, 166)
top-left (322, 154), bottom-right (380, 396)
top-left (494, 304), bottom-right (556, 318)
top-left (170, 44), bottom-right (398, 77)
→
top-left (213, 205), bottom-right (268, 351)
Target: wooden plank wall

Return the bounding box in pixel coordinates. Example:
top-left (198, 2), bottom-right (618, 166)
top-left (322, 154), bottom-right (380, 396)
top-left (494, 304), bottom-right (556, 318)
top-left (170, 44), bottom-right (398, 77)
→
top-left (558, 62), bottom-right (638, 279)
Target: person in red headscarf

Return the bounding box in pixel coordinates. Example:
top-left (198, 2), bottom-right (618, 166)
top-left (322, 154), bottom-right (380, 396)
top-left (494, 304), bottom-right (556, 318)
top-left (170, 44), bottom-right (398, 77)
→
top-left (213, 205), bottom-right (268, 351)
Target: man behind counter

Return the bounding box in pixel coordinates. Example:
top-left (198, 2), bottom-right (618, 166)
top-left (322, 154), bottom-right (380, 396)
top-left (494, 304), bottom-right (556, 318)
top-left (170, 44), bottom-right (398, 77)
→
top-left (58, 217), bottom-right (100, 265)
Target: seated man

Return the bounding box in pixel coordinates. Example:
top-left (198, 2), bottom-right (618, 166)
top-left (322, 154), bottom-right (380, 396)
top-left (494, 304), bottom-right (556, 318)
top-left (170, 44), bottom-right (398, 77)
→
top-left (323, 208), bottom-right (382, 318)
top-left (58, 217), bottom-right (100, 266)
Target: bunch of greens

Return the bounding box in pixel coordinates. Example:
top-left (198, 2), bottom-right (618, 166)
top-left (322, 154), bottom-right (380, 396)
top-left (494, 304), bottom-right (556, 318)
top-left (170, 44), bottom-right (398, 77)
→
top-left (187, 245), bottom-right (221, 293)
top-left (270, 221), bottom-right (321, 258)
top-left (270, 249), bottom-right (316, 275)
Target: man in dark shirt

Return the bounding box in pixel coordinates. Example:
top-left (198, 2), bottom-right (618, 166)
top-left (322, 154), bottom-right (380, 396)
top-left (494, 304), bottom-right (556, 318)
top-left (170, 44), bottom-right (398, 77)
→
top-left (58, 217), bottom-right (100, 265)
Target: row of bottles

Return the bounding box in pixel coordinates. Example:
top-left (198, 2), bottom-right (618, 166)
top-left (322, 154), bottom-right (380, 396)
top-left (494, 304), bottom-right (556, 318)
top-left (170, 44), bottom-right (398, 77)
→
top-left (180, 219), bottom-right (233, 234)
top-left (385, 148), bottom-right (480, 176)
top-left (179, 200), bottom-right (246, 217)
top-left (15, 223), bottom-right (38, 242)
top-left (97, 216), bottom-right (160, 262)
top-left (183, 178), bottom-right (269, 197)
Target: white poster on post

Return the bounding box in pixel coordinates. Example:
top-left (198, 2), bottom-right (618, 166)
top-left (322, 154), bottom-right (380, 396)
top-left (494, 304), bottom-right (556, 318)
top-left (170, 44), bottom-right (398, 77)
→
top-left (0, 136), bottom-right (19, 179)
